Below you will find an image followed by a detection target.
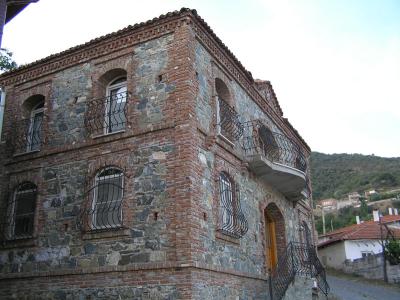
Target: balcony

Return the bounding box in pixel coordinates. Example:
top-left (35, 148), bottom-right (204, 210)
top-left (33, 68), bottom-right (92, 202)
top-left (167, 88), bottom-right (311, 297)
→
top-left (242, 120), bottom-right (308, 201)
top-left (11, 117), bottom-right (43, 155)
top-left (85, 91), bottom-right (128, 137)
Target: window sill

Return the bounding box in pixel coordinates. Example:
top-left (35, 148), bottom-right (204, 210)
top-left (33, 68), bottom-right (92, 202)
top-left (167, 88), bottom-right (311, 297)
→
top-left (82, 227), bottom-right (130, 240)
top-left (0, 236), bottom-right (37, 249)
top-left (91, 130), bottom-right (126, 139)
top-left (13, 149), bottom-right (41, 157)
top-left (216, 231), bottom-right (240, 245)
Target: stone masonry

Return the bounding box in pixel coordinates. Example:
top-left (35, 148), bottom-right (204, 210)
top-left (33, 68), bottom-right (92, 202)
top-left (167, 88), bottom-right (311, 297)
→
top-left (0, 8), bottom-right (317, 300)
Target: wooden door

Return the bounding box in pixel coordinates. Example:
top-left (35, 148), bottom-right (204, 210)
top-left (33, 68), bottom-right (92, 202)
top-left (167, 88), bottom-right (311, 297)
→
top-left (265, 211), bottom-right (278, 271)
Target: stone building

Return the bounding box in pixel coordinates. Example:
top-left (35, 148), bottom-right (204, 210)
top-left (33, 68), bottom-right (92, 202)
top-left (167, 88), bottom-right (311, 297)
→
top-left (0, 8), bottom-right (327, 300)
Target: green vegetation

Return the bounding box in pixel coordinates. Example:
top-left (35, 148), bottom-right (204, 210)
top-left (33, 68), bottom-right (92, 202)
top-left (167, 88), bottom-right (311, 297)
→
top-left (311, 152), bottom-right (400, 200)
top-left (315, 200), bottom-right (371, 234)
top-left (385, 239), bottom-right (400, 265)
top-left (369, 191), bottom-right (400, 202)
top-left (0, 48), bottom-right (17, 72)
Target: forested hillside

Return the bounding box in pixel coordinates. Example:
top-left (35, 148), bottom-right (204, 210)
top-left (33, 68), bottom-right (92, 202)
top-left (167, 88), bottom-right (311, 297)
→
top-left (310, 152), bottom-right (400, 200)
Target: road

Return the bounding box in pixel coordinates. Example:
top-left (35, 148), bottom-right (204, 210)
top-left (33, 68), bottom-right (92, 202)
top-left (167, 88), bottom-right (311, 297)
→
top-left (327, 273), bottom-right (400, 300)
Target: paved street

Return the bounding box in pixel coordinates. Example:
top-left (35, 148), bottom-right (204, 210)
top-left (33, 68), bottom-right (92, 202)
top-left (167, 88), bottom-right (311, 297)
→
top-left (327, 273), bottom-right (400, 300)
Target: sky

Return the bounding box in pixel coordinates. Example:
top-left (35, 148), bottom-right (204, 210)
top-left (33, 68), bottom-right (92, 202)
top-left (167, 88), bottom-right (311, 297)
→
top-left (3, 0), bottom-right (400, 157)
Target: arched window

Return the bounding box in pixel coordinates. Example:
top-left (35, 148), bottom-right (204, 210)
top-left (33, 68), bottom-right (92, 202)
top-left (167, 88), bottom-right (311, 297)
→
top-left (215, 78), bottom-right (243, 142)
top-left (14, 95), bottom-right (45, 153)
top-left (105, 77), bottom-right (127, 134)
top-left (218, 172), bottom-right (248, 238)
top-left (27, 101), bottom-right (44, 151)
top-left (86, 69), bottom-right (128, 136)
top-left (8, 182), bottom-right (37, 239)
top-left (91, 167), bottom-right (124, 229)
top-left (258, 124), bottom-right (279, 162)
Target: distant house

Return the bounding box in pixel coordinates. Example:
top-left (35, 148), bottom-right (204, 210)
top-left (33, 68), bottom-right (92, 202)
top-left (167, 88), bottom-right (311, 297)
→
top-left (365, 189), bottom-right (378, 199)
top-left (336, 199), bottom-right (355, 210)
top-left (381, 213), bottom-right (400, 229)
top-left (320, 198), bottom-right (337, 211)
top-left (348, 192), bottom-right (361, 203)
top-left (318, 212), bottom-right (400, 269)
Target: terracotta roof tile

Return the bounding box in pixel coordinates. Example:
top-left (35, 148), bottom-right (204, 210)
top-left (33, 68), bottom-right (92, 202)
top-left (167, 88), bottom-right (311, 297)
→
top-left (318, 220), bottom-right (400, 248)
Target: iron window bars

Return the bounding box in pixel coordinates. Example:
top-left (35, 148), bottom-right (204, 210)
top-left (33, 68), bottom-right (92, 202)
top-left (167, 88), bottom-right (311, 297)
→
top-left (242, 120), bottom-right (307, 173)
top-left (0, 182), bottom-right (37, 241)
top-left (216, 97), bottom-right (244, 142)
top-left (218, 173), bottom-right (248, 239)
top-left (11, 114), bottom-right (43, 154)
top-left (85, 91), bottom-right (128, 136)
top-left (77, 168), bottom-right (124, 231)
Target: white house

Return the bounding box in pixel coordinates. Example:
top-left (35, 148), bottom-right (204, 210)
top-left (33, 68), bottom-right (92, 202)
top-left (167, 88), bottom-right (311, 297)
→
top-left (318, 212), bottom-right (400, 269)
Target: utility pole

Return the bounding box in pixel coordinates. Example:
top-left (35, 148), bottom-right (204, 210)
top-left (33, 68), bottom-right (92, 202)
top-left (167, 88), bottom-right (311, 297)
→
top-left (316, 205), bottom-right (326, 235)
top-left (379, 214), bottom-right (388, 283)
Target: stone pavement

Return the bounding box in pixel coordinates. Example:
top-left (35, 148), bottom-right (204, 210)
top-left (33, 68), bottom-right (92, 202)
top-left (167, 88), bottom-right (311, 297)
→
top-left (327, 272), bottom-right (400, 300)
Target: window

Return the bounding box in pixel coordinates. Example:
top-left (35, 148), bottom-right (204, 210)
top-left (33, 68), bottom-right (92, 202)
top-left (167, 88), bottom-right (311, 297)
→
top-left (13, 95), bottom-right (45, 154)
top-left (218, 172), bottom-right (248, 238)
top-left (7, 182), bottom-right (37, 239)
top-left (361, 251), bottom-right (373, 258)
top-left (215, 78), bottom-right (243, 142)
top-left (90, 167), bottom-right (124, 230)
top-left (258, 124), bottom-right (279, 161)
top-left (86, 72), bottom-right (128, 136)
top-left (105, 77), bottom-right (127, 134)
top-left (27, 101), bottom-right (44, 151)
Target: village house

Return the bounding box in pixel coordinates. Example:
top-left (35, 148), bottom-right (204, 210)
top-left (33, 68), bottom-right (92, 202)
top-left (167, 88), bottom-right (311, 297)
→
top-left (318, 211), bottom-right (400, 269)
top-left (0, 8), bottom-right (327, 300)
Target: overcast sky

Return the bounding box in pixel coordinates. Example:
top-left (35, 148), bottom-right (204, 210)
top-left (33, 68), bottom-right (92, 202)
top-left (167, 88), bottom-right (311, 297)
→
top-left (3, 0), bottom-right (400, 157)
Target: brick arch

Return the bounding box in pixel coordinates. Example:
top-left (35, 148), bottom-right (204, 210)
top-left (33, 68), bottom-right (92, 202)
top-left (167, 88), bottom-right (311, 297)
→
top-left (215, 77), bottom-right (232, 105)
top-left (93, 68), bottom-right (128, 99)
top-left (21, 94), bottom-right (45, 117)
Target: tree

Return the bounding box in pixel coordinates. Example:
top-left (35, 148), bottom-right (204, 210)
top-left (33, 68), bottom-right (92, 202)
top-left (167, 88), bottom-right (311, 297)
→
top-left (0, 48), bottom-right (17, 72)
top-left (385, 239), bottom-right (400, 265)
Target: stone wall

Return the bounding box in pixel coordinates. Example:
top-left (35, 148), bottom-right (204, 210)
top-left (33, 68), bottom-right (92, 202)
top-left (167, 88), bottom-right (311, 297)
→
top-left (342, 253), bottom-right (400, 284)
top-left (0, 10), bottom-right (315, 300)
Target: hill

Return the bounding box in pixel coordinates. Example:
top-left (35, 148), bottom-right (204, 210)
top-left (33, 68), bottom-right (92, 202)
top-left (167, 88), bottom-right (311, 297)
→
top-left (310, 152), bottom-right (400, 200)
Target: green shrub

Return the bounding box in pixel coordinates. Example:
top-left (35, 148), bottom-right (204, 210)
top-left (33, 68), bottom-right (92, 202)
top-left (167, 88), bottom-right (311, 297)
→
top-left (385, 239), bottom-right (400, 265)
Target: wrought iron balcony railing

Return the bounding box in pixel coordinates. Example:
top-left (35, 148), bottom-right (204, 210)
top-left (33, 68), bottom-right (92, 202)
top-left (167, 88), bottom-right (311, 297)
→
top-left (217, 97), bottom-right (244, 142)
top-left (242, 120), bottom-right (307, 173)
top-left (85, 91), bottom-right (128, 136)
top-left (268, 242), bottom-right (329, 300)
top-left (10, 116), bottom-right (43, 154)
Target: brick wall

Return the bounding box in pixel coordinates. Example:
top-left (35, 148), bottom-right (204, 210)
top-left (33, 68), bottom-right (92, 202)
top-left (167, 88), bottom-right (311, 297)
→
top-left (0, 10), bottom-right (314, 300)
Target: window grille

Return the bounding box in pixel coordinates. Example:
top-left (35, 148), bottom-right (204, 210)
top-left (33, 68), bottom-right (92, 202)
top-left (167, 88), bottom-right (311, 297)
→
top-left (217, 97), bottom-right (243, 142)
top-left (78, 168), bottom-right (124, 231)
top-left (0, 182), bottom-right (37, 241)
top-left (12, 114), bottom-right (43, 154)
top-left (218, 173), bottom-right (248, 238)
top-left (85, 84), bottom-right (128, 136)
